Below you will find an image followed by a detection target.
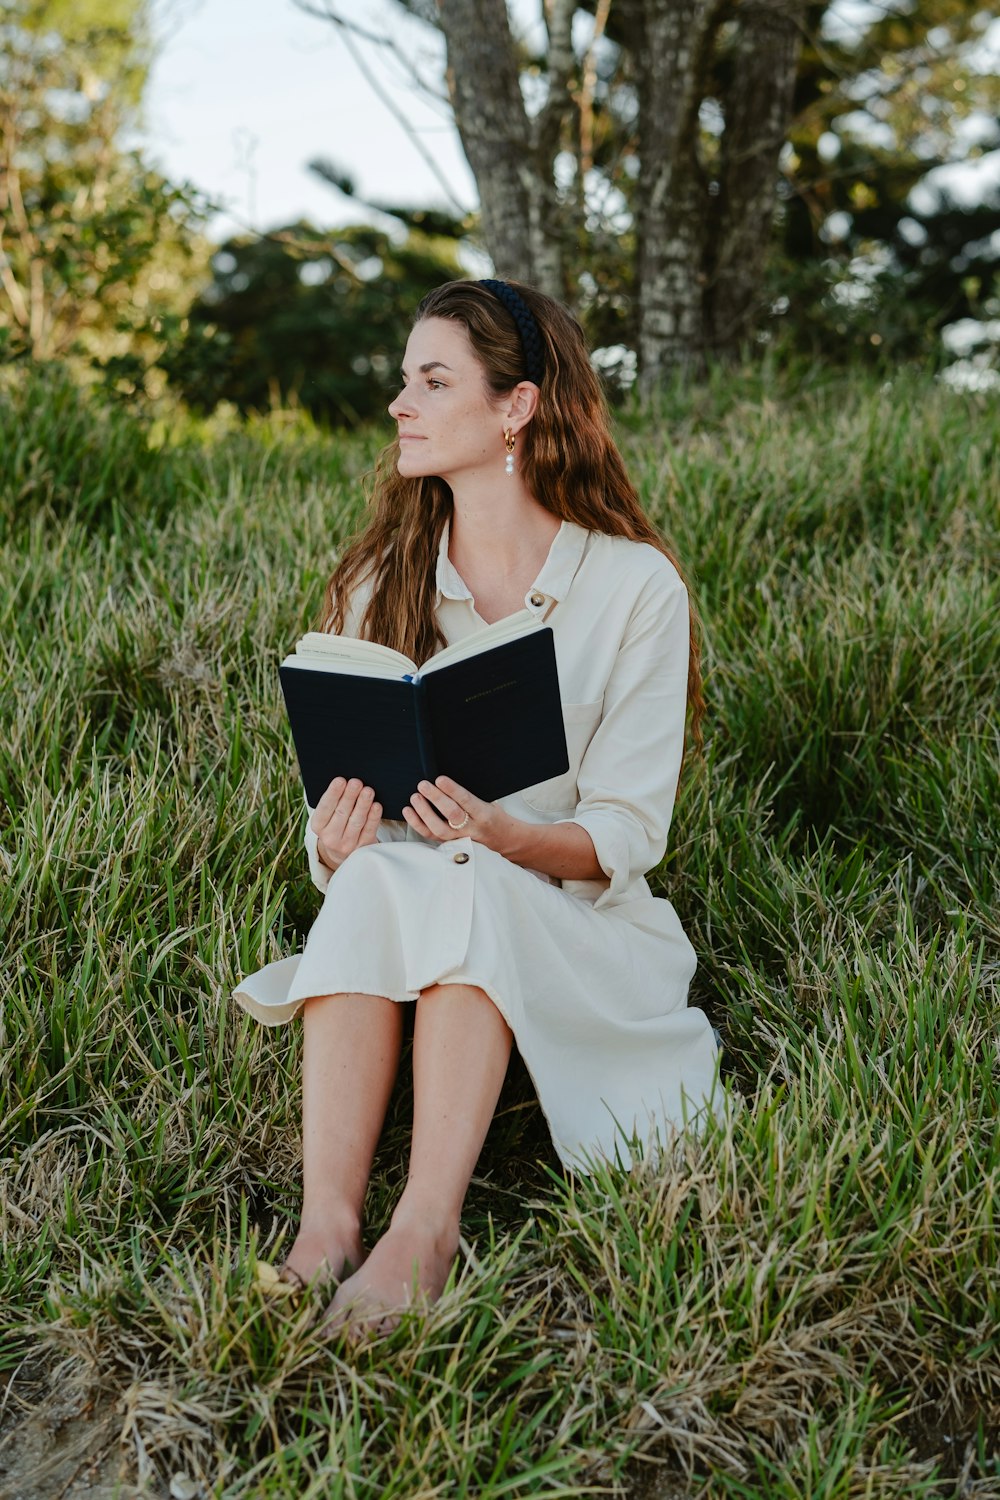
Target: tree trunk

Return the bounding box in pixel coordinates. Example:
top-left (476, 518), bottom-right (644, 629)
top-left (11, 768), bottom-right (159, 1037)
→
top-left (707, 0), bottom-right (806, 351)
top-left (429, 0), bottom-right (803, 375)
top-left (436, 0), bottom-right (536, 283)
top-left (529, 0), bottom-right (577, 299)
top-left (622, 0), bottom-right (724, 394)
top-left (435, 0), bottom-right (573, 297)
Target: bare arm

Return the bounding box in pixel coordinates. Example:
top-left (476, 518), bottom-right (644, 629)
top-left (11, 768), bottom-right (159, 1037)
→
top-left (403, 775), bottom-right (604, 882)
top-left (494, 809), bottom-right (603, 881)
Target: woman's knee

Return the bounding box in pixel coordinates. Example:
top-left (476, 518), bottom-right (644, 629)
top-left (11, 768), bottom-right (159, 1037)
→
top-left (417, 981), bottom-right (513, 1037)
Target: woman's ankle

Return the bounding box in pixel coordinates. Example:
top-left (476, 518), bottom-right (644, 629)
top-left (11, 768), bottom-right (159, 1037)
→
top-left (298, 1196), bottom-right (364, 1244)
top-left (389, 1189), bottom-right (462, 1252)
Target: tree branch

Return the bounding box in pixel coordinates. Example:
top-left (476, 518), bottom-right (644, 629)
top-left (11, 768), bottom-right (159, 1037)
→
top-left (292, 0), bottom-right (466, 212)
top-left (291, 0), bottom-right (451, 107)
top-left (436, 0), bottom-right (536, 279)
top-left (579, 0), bottom-right (612, 177)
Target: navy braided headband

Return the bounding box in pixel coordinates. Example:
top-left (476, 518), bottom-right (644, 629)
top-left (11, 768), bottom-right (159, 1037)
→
top-left (477, 278), bottom-right (545, 386)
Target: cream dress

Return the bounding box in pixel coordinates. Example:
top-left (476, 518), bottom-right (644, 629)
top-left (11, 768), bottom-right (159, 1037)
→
top-left (233, 519), bottom-right (720, 1170)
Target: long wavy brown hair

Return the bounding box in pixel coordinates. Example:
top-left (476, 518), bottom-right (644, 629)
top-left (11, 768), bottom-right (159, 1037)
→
top-left (320, 278), bottom-right (704, 753)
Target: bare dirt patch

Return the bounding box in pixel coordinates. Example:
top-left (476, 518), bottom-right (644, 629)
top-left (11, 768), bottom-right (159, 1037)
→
top-left (0, 1362), bottom-right (129, 1500)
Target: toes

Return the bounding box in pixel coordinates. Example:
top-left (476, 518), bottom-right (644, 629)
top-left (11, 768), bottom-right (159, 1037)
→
top-left (317, 1298), bottom-right (372, 1343)
top-left (314, 1281), bottom-right (399, 1343)
top-left (315, 1305), bottom-right (350, 1340)
top-left (314, 1278), bottom-right (361, 1339)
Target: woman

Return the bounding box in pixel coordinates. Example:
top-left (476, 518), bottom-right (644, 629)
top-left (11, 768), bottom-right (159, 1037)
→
top-left (234, 278), bottom-right (719, 1334)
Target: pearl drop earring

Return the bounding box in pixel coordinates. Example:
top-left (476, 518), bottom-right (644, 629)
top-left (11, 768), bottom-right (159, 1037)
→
top-left (504, 427), bottom-right (515, 477)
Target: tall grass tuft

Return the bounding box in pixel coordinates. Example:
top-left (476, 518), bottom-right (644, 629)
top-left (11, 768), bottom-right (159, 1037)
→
top-left (1, 364), bottom-right (997, 1496)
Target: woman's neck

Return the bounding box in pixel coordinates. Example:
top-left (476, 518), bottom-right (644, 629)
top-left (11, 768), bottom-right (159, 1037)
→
top-left (447, 483), bottom-right (561, 576)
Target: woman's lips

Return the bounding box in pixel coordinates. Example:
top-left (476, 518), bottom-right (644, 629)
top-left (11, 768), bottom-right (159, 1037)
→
top-left (398, 434), bottom-right (425, 441)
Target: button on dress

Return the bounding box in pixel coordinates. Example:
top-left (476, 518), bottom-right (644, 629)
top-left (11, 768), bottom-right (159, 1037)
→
top-left (233, 520), bottom-right (720, 1170)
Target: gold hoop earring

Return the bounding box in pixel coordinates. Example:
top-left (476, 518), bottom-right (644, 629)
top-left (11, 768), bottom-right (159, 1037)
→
top-left (504, 428), bottom-right (515, 478)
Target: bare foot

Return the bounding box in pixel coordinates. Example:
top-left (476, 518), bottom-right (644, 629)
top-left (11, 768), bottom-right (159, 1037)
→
top-left (280, 1219), bottom-right (368, 1290)
top-left (320, 1212), bottom-right (459, 1338)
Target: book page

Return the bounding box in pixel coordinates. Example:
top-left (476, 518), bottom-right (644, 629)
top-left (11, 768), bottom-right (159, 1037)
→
top-left (284, 611), bottom-right (542, 680)
top-left (417, 609), bottom-right (541, 677)
top-left (285, 632), bottom-right (417, 679)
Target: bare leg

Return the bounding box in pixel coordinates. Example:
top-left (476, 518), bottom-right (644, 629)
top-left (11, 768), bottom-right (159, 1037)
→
top-left (282, 991), bottom-right (405, 1286)
top-left (325, 981), bottom-right (513, 1333)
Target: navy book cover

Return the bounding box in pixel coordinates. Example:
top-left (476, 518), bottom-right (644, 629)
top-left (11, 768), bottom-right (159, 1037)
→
top-left (279, 628), bottom-right (569, 819)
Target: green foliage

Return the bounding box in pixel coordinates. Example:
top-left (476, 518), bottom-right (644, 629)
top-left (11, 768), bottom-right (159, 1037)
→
top-left (1, 367), bottom-right (997, 1492)
top-left (161, 221), bottom-right (465, 425)
top-left (771, 0), bottom-right (1000, 362)
top-left (0, 0), bottom-right (209, 387)
top-left (8, 0), bottom-right (152, 104)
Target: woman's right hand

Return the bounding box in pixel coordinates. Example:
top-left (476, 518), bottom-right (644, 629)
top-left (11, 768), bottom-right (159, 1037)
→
top-left (310, 777), bottom-right (382, 871)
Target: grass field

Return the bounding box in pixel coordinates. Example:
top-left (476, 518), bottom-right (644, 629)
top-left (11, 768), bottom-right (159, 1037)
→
top-left (1, 362), bottom-right (997, 1497)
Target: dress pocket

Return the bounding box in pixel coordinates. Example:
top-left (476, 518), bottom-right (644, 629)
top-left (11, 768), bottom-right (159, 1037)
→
top-left (521, 698), bottom-right (604, 814)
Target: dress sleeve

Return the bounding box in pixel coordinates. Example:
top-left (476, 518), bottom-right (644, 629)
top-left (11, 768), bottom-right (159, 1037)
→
top-left (302, 567), bottom-right (407, 891)
top-left (304, 813), bottom-right (333, 894)
top-left (562, 563), bottom-right (690, 903)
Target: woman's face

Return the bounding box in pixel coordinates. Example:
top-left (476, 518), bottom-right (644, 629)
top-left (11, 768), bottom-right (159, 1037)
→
top-left (388, 316), bottom-right (508, 484)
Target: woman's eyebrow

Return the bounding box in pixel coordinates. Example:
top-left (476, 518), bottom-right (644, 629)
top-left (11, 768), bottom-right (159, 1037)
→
top-left (400, 361), bottom-right (454, 378)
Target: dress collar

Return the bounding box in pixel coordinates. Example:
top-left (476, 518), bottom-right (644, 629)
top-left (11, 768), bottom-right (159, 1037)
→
top-left (434, 516), bottom-right (590, 607)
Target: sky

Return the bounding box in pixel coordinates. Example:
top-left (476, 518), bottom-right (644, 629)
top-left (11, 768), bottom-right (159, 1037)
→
top-left (140, 0), bottom-right (498, 239)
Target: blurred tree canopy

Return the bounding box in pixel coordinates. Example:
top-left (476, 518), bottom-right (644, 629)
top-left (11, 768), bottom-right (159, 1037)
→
top-left (3, 0), bottom-right (997, 419)
top-left (162, 217), bottom-right (465, 424)
top-left (0, 0), bottom-right (208, 393)
top-left (302, 0), bottom-right (1000, 384)
top-left (775, 0), bottom-right (1000, 362)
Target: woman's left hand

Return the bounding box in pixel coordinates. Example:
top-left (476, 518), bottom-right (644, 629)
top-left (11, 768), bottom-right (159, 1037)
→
top-left (403, 775), bottom-right (509, 849)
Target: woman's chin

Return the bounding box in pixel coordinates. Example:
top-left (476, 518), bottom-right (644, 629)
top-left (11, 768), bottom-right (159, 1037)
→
top-left (395, 448), bottom-right (421, 472)
top-left (396, 452), bottom-right (437, 480)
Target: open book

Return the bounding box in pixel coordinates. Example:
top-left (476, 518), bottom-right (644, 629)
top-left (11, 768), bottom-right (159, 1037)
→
top-left (279, 609), bottom-right (569, 818)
